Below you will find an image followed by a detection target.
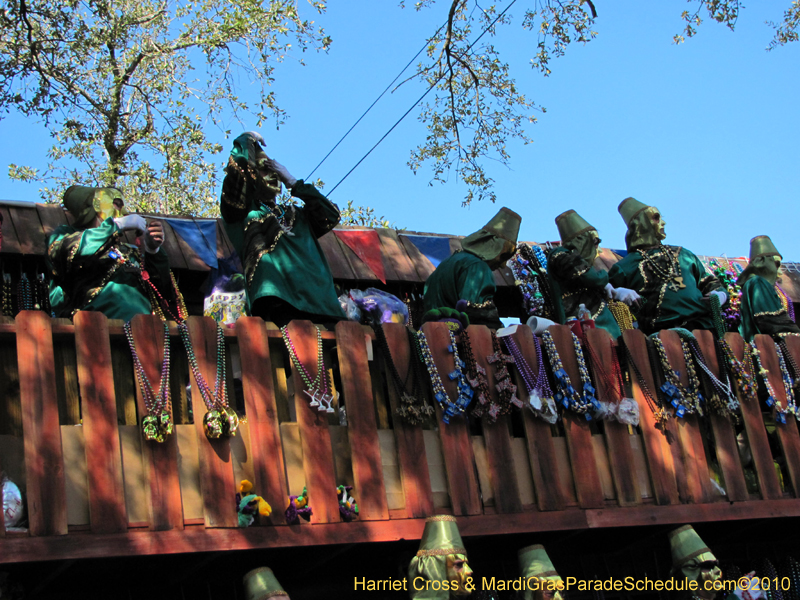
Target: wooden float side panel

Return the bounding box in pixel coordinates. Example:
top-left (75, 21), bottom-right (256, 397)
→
top-left (335, 321), bottom-right (390, 520)
top-left (184, 316), bottom-right (237, 527)
top-left (129, 314), bottom-right (184, 531)
top-left (548, 324), bottom-right (605, 508)
top-left (465, 325), bottom-right (522, 513)
top-left (421, 321), bottom-right (482, 515)
top-left (286, 319), bottom-right (340, 523)
top-left (754, 334), bottom-right (800, 497)
top-left (17, 310), bottom-right (68, 536)
top-left (725, 333), bottom-right (782, 499)
top-left (693, 329), bottom-right (748, 502)
top-left (585, 328), bottom-right (641, 506)
top-left (621, 330), bottom-right (679, 505)
top-left (74, 311), bottom-right (128, 533)
top-left (236, 317), bottom-right (289, 525)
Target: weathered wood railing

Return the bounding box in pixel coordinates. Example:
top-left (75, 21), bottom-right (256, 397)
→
top-left (3, 311), bottom-right (800, 564)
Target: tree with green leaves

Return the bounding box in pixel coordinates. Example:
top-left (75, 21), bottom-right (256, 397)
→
top-left (402, 0), bottom-right (800, 206)
top-left (1, 0), bottom-right (330, 215)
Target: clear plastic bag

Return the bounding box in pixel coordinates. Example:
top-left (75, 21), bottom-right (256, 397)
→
top-left (340, 288), bottom-right (408, 325)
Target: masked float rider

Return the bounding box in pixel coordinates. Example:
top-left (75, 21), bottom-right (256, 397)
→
top-left (669, 525), bottom-right (728, 600)
top-left (47, 186), bottom-right (171, 322)
top-left (608, 198), bottom-right (727, 334)
top-left (517, 544), bottom-right (564, 600)
top-left (409, 515), bottom-right (474, 599)
top-left (737, 235), bottom-right (800, 342)
top-left (219, 132), bottom-right (346, 327)
top-left (243, 567), bottom-right (290, 600)
top-left (423, 208), bottom-right (521, 330)
top-left (548, 209), bottom-right (640, 338)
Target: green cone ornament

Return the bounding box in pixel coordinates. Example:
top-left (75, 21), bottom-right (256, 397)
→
top-left (518, 544), bottom-right (564, 600)
top-left (555, 210), bottom-right (599, 263)
top-left (669, 525), bottom-right (721, 598)
top-left (243, 567), bottom-right (290, 600)
top-left (409, 515), bottom-right (473, 598)
top-left (461, 207), bottom-right (522, 265)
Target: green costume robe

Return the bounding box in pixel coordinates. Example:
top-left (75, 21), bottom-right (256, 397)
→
top-left (547, 245), bottom-right (621, 338)
top-left (739, 275), bottom-right (800, 341)
top-left (220, 162), bottom-right (345, 321)
top-left (608, 245), bottom-right (721, 334)
top-left (47, 218), bottom-right (171, 322)
top-left (423, 251), bottom-right (502, 328)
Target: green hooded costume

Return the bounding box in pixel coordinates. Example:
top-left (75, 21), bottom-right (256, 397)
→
top-left (669, 525), bottom-right (723, 599)
top-left (518, 544), bottom-right (564, 600)
top-left (423, 208), bottom-right (521, 329)
top-left (608, 198), bottom-right (722, 334)
top-left (220, 132), bottom-right (345, 324)
top-left (409, 515), bottom-right (473, 599)
top-left (547, 210), bottom-right (620, 338)
top-left (47, 186), bottom-right (171, 322)
top-left (737, 235), bottom-right (800, 341)
top-left (243, 567), bottom-right (290, 599)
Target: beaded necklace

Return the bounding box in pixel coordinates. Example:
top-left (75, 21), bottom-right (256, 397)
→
top-left (608, 300), bottom-right (635, 332)
top-left (487, 332), bottom-right (522, 415)
top-left (541, 330), bottom-right (595, 419)
top-left (281, 325), bottom-right (338, 414)
top-left (707, 257), bottom-right (742, 331)
top-left (416, 329), bottom-right (473, 424)
top-left (459, 333), bottom-right (493, 419)
top-left (718, 339), bottom-right (757, 404)
top-left (749, 343), bottom-right (796, 423)
top-left (707, 293), bottom-right (727, 340)
top-left (1, 272), bottom-right (12, 316)
top-left (682, 335), bottom-right (739, 420)
top-left (502, 334), bottom-right (558, 423)
top-left (124, 321), bottom-right (173, 442)
top-left (372, 324), bottom-right (433, 425)
top-left (34, 272), bottom-right (50, 314)
top-left (584, 339), bottom-right (625, 405)
top-left (621, 339), bottom-right (670, 426)
top-left (179, 321), bottom-right (239, 438)
top-left (651, 335), bottom-right (703, 418)
top-left (17, 272), bottom-right (33, 311)
top-left (639, 246), bottom-right (686, 292)
top-left (509, 244), bottom-right (545, 317)
top-left (776, 283), bottom-right (795, 321)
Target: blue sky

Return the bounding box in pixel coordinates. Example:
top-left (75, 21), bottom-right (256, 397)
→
top-left (2, 1), bottom-right (798, 260)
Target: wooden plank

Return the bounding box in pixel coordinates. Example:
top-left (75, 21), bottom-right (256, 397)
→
top-left (0, 332), bottom-right (22, 437)
top-left (380, 323), bottom-right (434, 518)
top-left (53, 328), bottom-right (81, 425)
top-left (184, 316), bottom-right (237, 527)
top-left (0, 206), bottom-right (21, 253)
top-left (622, 329), bottom-right (680, 504)
top-left (693, 329), bottom-right (748, 502)
top-left (548, 324), bottom-right (605, 508)
top-left (585, 327), bottom-right (641, 506)
top-left (335, 321), bottom-right (390, 520)
top-left (509, 325), bottom-right (567, 511)
top-left (35, 203), bottom-right (68, 241)
top-left (17, 311), bottom-right (68, 536)
top-left (465, 325), bottom-right (522, 513)
top-left (8, 205), bottom-right (46, 255)
top-left (376, 228), bottom-right (421, 283)
top-left (156, 219), bottom-right (189, 271)
top-left (754, 334), bottom-right (800, 497)
top-left (318, 231), bottom-right (356, 280)
top-left (74, 311), bottom-right (128, 533)
top-left (658, 329), bottom-right (714, 503)
top-left (110, 335), bottom-right (139, 426)
top-left (285, 319), bottom-right (340, 523)
top-left (235, 317), bottom-right (289, 525)
top-left (725, 333), bottom-right (782, 500)
top-left (129, 314), bottom-right (184, 531)
top-left (421, 321), bottom-right (482, 515)
top-left (398, 234), bottom-right (437, 282)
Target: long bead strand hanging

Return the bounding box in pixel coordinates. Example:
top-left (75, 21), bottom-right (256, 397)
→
top-left (416, 329), bottom-right (473, 424)
top-left (718, 339), bottom-right (757, 404)
top-left (541, 330), bottom-right (594, 419)
top-left (458, 332), bottom-right (493, 420)
top-left (17, 271), bottom-right (33, 311)
top-left (125, 321), bottom-right (173, 442)
top-left (750, 342), bottom-right (797, 424)
top-left (651, 335), bottom-right (703, 418)
top-left (502, 333), bottom-right (558, 423)
top-left (486, 331), bottom-right (522, 416)
top-left (583, 339), bottom-right (640, 425)
top-left (282, 325), bottom-right (338, 414)
top-left (620, 339), bottom-right (669, 426)
top-left (179, 321), bottom-right (238, 438)
top-left (682, 335), bottom-right (739, 419)
top-left (1, 272), bottom-right (12, 316)
top-left (34, 272), bottom-right (50, 314)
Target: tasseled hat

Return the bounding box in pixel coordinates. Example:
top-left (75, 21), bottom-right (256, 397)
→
top-left (555, 210), bottom-right (595, 244)
top-left (749, 235), bottom-right (782, 261)
top-left (518, 545), bottom-right (562, 600)
top-left (669, 525), bottom-right (717, 576)
top-left (461, 207), bottom-right (522, 263)
top-left (417, 515), bottom-right (467, 557)
top-left (243, 567), bottom-right (289, 600)
top-left (618, 197), bottom-right (650, 227)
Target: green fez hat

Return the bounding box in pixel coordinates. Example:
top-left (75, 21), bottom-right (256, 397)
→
top-left (618, 197), bottom-right (650, 227)
top-left (416, 515), bottom-right (467, 557)
top-left (749, 235), bottom-right (782, 261)
top-left (461, 207), bottom-right (522, 263)
top-left (555, 210), bottom-right (595, 244)
top-left (668, 525), bottom-right (716, 570)
top-left (243, 567), bottom-right (289, 600)
top-left (482, 207), bottom-right (521, 245)
top-left (518, 544), bottom-right (562, 582)
top-left (62, 185), bottom-right (100, 228)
